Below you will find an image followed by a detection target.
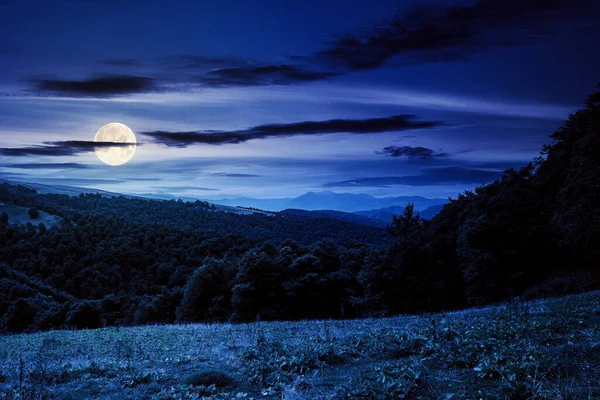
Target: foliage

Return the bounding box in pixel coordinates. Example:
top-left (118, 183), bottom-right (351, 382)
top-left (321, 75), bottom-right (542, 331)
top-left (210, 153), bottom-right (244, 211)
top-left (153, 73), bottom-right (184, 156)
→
top-left (183, 370), bottom-right (235, 388)
top-left (336, 362), bottom-right (421, 399)
top-left (27, 207), bottom-right (39, 219)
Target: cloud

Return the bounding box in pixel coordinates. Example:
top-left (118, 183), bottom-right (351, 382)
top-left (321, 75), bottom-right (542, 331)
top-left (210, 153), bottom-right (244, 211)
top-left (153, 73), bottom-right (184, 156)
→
top-left (376, 145), bottom-right (448, 158)
top-left (323, 167), bottom-right (503, 188)
top-left (161, 55), bottom-right (251, 70)
top-left (2, 162), bottom-right (91, 169)
top-left (160, 55), bottom-right (339, 87)
top-left (0, 177), bottom-right (127, 186)
top-left (0, 141), bottom-right (137, 157)
top-left (29, 178), bottom-right (127, 186)
top-left (13, 0), bottom-right (600, 99)
top-left (154, 185), bottom-right (220, 192)
top-left (209, 173), bottom-right (261, 178)
top-left (316, 0), bottom-right (600, 70)
top-left (25, 57), bottom-right (338, 96)
top-left (28, 75), bottom-right (156, 97)
top-left (196, 64), bottom-right (339, 87)
top-left (141, 114), bottom-right (443, 147)
top-left (127, 177), bottom-right (163, 182)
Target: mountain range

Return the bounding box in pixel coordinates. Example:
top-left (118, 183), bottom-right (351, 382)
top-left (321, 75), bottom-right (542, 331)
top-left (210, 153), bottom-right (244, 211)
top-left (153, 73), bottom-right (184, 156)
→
top-left (0, 179), bottom-right (448, 222)
top-left (355, 204), bottom-right (446, 222)
top-left (207, 190), bottom-right (448, 213)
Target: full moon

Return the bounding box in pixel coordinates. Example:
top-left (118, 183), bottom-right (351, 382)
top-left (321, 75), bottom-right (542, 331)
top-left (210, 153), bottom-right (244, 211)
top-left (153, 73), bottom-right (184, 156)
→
top-left (94, 122), bottom-right (137, 166)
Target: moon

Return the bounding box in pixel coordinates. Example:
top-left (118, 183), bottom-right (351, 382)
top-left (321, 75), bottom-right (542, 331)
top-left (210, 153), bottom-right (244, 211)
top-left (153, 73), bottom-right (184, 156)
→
top-left (94, 122), bottom-right (137, 166)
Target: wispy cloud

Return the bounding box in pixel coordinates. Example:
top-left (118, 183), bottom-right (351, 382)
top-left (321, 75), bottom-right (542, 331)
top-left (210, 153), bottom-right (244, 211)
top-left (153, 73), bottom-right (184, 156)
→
top-left (315, 0), bottom-right (600, 70)
top-left (209, 173), bottom-right (261, 178)
top-left (376, 145), bottom-right (448, 158)
top-left (323, 167), bottom-right (503, 188)
top-left (25, 61), bottom-right (338, 97)
top-left (154, 185), bottom-right (219, 192)
top-left (141, 114), bottom-right (443, 147)
top-left (197, 64), bottom-right (338, 87)
top-left (10, 0), bottom-right (599, 100)
top-left (2, 162), bottom-right (92, 169)
top-left (28, 75), bottom-right (156, 97)
top-left (0, 141), bottom-right (136, 157)
top-left (8, 84), bottom-right (571, 120)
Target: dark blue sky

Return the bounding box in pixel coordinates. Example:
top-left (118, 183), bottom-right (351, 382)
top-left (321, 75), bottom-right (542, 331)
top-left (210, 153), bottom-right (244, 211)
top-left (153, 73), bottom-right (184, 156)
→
top-left (1, 0), bottom-right (599, 199)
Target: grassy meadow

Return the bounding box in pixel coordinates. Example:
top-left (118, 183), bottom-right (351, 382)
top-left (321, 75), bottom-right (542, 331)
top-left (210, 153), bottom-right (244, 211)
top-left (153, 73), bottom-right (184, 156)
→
top-left (0, 291), bottom-right (599, 400)
top-left (0, 204), bottom-right (61, 229)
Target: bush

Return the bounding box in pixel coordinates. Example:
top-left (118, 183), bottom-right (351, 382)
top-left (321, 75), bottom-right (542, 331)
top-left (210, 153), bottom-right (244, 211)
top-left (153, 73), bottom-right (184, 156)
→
top-left (183, 370), bottom-right (235, 388)
top-left (28, 207), bottom-right (40, 219)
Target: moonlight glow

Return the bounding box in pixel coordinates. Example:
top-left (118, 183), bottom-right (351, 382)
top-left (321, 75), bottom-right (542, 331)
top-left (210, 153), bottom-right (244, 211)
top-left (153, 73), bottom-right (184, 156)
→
top-left (94, 122), bottom-right (137, 166)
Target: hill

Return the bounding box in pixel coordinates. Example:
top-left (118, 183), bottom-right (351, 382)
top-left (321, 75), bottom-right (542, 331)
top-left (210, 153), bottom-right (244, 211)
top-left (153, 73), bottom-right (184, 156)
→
top-left (1, 290), bottom-right (598, 399)
top-left (280, 208), bottom-right (388, 228)
top-left (0, 182), bottom-right (389, 333)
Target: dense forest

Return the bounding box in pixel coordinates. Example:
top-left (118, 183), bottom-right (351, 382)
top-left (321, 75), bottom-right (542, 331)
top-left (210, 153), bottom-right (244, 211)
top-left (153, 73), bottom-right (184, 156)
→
top-left (1, 87), bottom-right (599, 334)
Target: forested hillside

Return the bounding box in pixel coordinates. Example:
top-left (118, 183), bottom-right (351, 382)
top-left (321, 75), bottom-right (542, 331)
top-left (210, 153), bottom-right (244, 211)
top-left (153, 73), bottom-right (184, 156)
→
top-left (1, 87), bottom-right (599, 334)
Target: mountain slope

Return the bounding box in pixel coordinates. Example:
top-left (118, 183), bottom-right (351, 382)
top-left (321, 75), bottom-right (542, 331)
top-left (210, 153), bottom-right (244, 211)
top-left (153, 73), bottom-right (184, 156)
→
top-left (280, 208), bottom-right (388, 228)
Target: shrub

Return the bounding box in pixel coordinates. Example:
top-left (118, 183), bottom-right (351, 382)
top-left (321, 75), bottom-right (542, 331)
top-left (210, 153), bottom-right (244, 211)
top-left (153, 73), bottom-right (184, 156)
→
top-left (28, 207), bottom-right (40, 219)
top-left (183, 370), bottom-right (235, 388)
top-left (336, 362), bottom-right (421, 399)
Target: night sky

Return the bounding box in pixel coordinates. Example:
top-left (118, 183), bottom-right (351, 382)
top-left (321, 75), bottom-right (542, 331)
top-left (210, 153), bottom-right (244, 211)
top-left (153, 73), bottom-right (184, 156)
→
top-left (1, 0), bottom-right (599, 200)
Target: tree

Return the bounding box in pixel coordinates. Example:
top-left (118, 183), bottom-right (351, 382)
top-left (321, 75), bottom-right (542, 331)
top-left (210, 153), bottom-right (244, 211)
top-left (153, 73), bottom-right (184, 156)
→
top-left (177, 258), bottom-right (235, 322)
top-left (0, 212), bottom-right (7, 223)
top-left (28, 207), bottom-right (40, 219)
top-left (387, 203), bottom-right (424, 237)
top-left (231, 251), bottom-right (286, 321)
top-left (536, 86), bottom-right (600, 266)
top-left (65, 301), bottom-right (101, 329)
top-left (382, 203), bottom-right (432, 313)
top-left (1, 298), bottom-right (36, 333)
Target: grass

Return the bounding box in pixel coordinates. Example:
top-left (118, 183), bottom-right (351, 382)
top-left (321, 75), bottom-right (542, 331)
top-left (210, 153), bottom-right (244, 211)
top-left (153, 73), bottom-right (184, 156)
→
top-left (0, 291), bottom-right (599, 399)
top-left (0, 204), bottom-right (62, 228)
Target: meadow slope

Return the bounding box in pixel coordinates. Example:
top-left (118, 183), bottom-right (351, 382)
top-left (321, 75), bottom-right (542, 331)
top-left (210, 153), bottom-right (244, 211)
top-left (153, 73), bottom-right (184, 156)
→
top-left (1, 291), bottom-right (599, 399)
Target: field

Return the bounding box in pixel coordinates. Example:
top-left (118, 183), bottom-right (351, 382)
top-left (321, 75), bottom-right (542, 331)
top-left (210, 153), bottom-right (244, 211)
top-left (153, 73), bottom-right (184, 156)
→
top-left (0, 292), bottom-right (599, 400)
top-left (0, 204), bottom-right (61, 229)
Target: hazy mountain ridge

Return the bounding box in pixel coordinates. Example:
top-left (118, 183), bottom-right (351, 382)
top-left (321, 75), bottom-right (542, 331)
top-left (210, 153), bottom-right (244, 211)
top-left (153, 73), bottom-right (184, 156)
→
top-left (356, 203), bottom-right (446, 222)
top-left (208, 190), bottom-right (448, 213)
